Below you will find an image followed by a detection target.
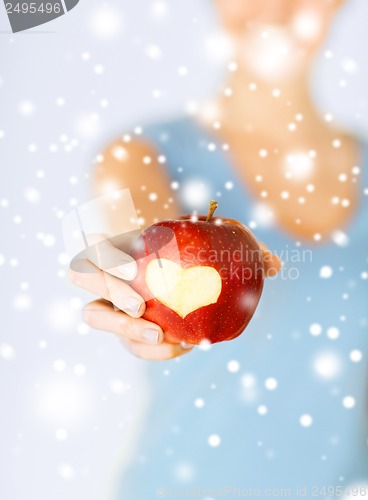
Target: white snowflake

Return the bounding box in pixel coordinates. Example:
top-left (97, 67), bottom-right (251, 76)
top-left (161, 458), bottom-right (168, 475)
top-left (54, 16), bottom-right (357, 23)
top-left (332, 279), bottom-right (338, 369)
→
top-left (89, 6), bottom-right (123, 40)
top-left (265, 378), bottom-right (278, 390)
top-left (313, 351), bottom-right (342, 379)
top-left (53, 359), bottom-right (67, 372)
top-left (18, 100), bottom-right (35, 116)
top-left (13, 294), bottom-right (32, 311)
top-left (181, 179), bottom-right (211, 210)
top-left (194, 398), bottom-right (205, 408)
top-left (55, 428), bottom-right (69, 441)
top-left (309, 323), bottom-right (322, 336)
top-left (327, 327), bottom-right (340, 340)
top-left (0, 344), bottom-right (16, 360)
top-left (145, 44), bottom-right (162, 60)
top-left (208, 434), bottom-right (221, 447)
top-left (227, 360), bottom-right (240, 373)
top-left (350, 350), bottom-right (363, 363)
top-left (300, 414), bottom-right (313, 427)
top-left (58, 463), bottom-right (75, 481)
top-left (342, 396), bottom-right (355, 409)
top-left (73, 364), bottom-right (87, 376)
top-left (257, 405), bottom-right (268, 416)
top-left (320, 266), bottom-right (333, 279)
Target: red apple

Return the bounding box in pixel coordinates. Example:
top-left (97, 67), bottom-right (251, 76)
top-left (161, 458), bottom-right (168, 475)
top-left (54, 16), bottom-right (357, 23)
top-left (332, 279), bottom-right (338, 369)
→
top-left (131, 201), bottom-right (264, 345)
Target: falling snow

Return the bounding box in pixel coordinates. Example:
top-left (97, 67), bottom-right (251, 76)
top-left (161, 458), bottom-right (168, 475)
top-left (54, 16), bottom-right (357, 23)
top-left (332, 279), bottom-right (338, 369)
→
top-left (350, 350), bottom-right (363, 363)
top-left (309, 323), bottom-right (322, 336)
top-left (320, 266), bottom-right (333, 279)
top-left (194, 398), bottom-right (205, 408)
top-left (313, 352), bottom-right (342, 379)
top-left (257, 405), bottom-right (268, 416)
top-left (208, 434), bottom-right (221, 447)
top-left (227, 360), bottom-right (240, 373)
top-left (1, 2), bottom-right (368, 498)
top-left (300, 414), bottom-right (313, 427)
top-left (342, 396), bottom-right (356, 409)
top-left (265, 378), bottom-right (278, 390)
top-left (0, 344), bottom-right (16, 360)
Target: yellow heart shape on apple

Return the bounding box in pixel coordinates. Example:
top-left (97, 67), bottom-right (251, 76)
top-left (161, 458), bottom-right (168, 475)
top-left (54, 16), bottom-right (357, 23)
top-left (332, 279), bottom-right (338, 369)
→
top-left (145, 258), bottom-right (222, 318)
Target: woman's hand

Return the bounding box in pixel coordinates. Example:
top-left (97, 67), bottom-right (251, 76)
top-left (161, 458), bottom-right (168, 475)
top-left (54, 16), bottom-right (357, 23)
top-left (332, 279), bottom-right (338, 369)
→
top-left (69, 238), bottom-right (281, 361)
top-left (69, 238), bottom-right (194, 360)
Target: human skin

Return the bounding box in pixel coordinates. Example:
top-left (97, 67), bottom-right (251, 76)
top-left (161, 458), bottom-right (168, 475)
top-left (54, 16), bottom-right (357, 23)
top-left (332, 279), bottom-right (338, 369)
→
top-left (70, 0), bottom-right (360, 360)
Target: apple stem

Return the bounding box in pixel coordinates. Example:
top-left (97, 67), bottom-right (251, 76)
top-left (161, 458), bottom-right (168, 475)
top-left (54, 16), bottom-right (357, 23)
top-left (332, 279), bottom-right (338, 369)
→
top-left (206, 200), bottom-right (218, 222)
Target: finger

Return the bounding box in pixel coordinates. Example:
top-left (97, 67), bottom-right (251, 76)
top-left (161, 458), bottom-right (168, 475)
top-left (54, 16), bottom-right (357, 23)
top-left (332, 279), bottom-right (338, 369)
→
top-left (259, 242), bottom-right (282, 277)
top-left (119, 337), bottom-right (194, 361)
top-left (69, 267), bottom-right (145, 318)
top-left (84, 236), bottom-right (137, 281)
top-left (82, 299), bottom-right (163, 344)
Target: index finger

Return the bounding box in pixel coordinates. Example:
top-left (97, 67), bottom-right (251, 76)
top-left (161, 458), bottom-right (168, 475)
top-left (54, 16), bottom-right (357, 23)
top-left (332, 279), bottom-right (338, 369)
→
top-left (83, 237), bottom-right (137, 281)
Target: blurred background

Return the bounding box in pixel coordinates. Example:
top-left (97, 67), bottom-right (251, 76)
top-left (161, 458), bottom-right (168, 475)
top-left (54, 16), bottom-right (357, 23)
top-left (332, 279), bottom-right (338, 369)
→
top-left (0, 0), bottom-right (368, 498)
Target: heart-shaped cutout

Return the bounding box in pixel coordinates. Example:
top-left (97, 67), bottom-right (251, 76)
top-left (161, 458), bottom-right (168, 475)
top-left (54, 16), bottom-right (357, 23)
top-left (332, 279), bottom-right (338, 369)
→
top-left (145, 258), bottom-right (222, 318)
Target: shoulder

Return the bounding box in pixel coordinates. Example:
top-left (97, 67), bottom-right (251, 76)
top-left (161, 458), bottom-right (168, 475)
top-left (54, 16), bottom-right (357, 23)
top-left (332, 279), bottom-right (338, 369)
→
top-left (91, 116), bottom-right (193, 223)
top-left (97, 115), bottom-right (193, 170)
top-left (92, 114), bottom-right (205, 196)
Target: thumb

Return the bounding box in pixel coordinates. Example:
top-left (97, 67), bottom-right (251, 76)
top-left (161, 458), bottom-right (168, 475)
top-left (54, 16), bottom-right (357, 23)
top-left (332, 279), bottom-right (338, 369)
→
top-left (259, 242), bottom-right (282, 278)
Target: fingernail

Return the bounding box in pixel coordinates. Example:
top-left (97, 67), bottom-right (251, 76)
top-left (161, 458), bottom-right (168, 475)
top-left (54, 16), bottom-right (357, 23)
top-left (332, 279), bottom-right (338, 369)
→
top-left (118, 261), bottom-right (137, 280)
top-left (181, 342), bottom-right (194, 349)
top-left (142, 328), bottom-right (160, 344)
top-left (121, 296), bottom-right (142, 316)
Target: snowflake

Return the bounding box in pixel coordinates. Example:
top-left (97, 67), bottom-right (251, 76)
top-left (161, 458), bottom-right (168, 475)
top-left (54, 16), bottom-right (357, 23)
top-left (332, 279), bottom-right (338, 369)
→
top-left (18, 100), bottom-right (35, 116)
top-left (58, 463), bottom-right (75, 481)
top-left (342, 396), bottom-right (355, 409)
top-left (265, 378), bottom-right (278, 390)
top-left (313, 351), bottom-right (342, 379)
top-left (309, 323), bottom-right (322, 336)
top-left (55, 428), bottom-right (69, 441)
top-left (53, 359), bottom-right (67, 372)
top-left (194, 398), bottom-right (205, 409)
top-left (89, 6), bottom-right (123, 40)
top-left (327, 327), bottom-right (340, 340)
top-left (0, 344), bottom-right (16, 360)
top-left (94, 64), bottom-right (105, 75)
top-left (145, 44), bottom-right (162, 60)
top-left (300, 414), bottom-right (313, 427)
top-left (257, 405), bottom-right (268, 416)
top-left (73, 364), bottom-right (87, 376)
top-left (350, 350), bottom-right (363, 363)
top-left (208, 434), bottom-right (221, 447)
top-left (13, 294), bottom-right (32, 311)
top-left (320, 266), bottom-right (333, 279)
